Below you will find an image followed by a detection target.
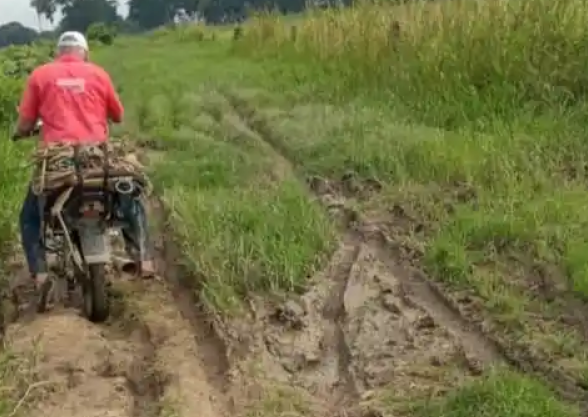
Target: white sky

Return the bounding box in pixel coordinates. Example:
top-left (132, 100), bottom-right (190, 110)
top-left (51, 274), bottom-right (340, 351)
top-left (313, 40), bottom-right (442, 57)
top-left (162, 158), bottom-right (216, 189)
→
top-left (0, 0), bottom-right (129, 30)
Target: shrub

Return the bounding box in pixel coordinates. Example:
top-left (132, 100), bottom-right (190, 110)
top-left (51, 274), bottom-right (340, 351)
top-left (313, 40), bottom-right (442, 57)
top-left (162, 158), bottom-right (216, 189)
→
top-left (0, 75), bottom-right (21, 127)
top-left (86, 22), bottom-right (117, 46)
top-left (0, 44), bottom-right (50, 78)
top-left (0, 43), bottom-right (49, 126)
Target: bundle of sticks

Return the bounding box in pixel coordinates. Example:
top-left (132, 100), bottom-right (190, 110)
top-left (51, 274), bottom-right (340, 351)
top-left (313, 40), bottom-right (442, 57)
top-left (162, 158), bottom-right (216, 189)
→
top-left (30, 142), bottom-right (152, 196)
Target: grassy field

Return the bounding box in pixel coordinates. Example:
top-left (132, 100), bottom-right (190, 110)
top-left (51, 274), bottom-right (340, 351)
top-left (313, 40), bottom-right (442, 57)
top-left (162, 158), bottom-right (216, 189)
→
top-left (0, 0), bottom-right (588, 414)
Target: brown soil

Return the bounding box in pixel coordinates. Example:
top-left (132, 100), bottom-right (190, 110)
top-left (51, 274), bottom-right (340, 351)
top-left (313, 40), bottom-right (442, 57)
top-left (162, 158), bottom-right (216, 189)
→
top-left (1, 201), bottom-right (230, 417)
top-left (4, 273), bottom-right (230, 417)
top-left (220, 233), bottom-right (504, 416)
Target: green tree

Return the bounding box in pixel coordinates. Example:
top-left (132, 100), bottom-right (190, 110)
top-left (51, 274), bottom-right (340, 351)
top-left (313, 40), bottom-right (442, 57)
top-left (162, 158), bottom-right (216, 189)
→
top-left (0, 22), bottom-right (39, 48)
top-left (86, 22), bottom-right (117, 44)
top-left (30, 0), bottom-right (58, 29)
top-left (29, 0), bottom-right (121, 34)
top-left (127, 0), bottom-right (176, 30)
top-left (59, 0), bottom-right (121, 33)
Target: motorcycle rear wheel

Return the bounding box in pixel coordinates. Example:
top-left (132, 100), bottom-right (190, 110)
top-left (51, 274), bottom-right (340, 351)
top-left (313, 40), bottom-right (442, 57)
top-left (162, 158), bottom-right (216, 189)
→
top-left (82, 263), bottom-right (110, 323)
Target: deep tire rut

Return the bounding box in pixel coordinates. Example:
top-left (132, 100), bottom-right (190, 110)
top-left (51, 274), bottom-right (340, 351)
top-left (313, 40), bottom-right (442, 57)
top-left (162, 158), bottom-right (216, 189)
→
top-left (321, 238), bottom-right (361, 405)
top-left (119, 316), bottom-right (169, 417)
top-left (365, 233), bottom-right (504, 366)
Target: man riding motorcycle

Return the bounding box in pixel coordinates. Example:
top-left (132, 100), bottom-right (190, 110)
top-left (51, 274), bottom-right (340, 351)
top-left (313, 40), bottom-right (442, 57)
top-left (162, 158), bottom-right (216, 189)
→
top-left (14, 31), bottom-right (155, 293)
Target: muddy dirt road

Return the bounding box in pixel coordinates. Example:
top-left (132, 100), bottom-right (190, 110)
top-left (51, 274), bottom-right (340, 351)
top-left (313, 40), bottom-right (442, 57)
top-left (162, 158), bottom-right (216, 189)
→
top-left (5, 253), bottom-right (230, 417)
top-left (1, 195), bottom-right (507, 417)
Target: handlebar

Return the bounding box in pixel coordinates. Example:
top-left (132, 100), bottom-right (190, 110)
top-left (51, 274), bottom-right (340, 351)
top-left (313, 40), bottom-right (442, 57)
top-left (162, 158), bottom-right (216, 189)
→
top-left (11, 119), bottom-right (42, 142)
top-left (11, 126), bottom-right (41, 141)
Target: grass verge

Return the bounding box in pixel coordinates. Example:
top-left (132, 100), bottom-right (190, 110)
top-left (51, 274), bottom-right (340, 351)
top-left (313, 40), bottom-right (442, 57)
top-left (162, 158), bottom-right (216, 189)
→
top-left (408, 370), bottom-right (580, 417)
top-left (93, 44), bottom-right (337, 313)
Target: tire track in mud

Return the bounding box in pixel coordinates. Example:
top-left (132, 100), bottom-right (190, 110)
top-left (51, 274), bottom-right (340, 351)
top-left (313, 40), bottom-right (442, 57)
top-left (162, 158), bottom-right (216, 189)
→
top-left (321, 238), bottom-right (362, 405)
top-left (1, 199), bottom-right (231, 417)
top-left (359, 229), bottom-right (588, 402)
top-left (222, 90), bottom-right (505, 365)
top-left (222, 91), bottom-right (588, 409)
top-left (219, 92), bottom-right (367, 408)
top-left (5, 300), bottom-right (167, 417)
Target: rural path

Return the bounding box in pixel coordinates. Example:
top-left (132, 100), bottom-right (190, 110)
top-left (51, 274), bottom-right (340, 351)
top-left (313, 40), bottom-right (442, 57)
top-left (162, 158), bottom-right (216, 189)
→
top-left (1, 92), bottom-right (579, 417)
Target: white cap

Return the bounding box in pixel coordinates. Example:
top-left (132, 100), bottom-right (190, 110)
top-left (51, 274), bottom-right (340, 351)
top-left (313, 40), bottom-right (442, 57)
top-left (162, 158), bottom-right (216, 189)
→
top-left (57, 31), bottom-right (89, 51)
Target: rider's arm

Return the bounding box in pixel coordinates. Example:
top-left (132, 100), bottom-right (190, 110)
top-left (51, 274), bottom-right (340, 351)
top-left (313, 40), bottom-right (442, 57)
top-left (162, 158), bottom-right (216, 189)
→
top-left (16, 72), bottom-right (40, 136)
top-left (102, 71), bottom-right (123, 124)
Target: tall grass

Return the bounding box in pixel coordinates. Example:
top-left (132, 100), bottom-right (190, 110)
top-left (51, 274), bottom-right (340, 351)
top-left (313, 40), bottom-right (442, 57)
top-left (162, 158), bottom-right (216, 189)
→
top-left (0, 69), bottom-right (32, 272)
top-left (239, 0), bottom-right (588, 128)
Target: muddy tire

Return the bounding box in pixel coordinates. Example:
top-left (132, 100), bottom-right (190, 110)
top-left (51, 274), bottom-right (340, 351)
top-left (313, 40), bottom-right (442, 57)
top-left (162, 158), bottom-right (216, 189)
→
top-left (82, 263), bottom-right (110, 323)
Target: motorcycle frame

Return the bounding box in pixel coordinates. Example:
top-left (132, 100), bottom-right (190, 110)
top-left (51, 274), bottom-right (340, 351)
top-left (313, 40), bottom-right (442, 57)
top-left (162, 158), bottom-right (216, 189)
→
top-left (39, 143), bottom-right (116, 273)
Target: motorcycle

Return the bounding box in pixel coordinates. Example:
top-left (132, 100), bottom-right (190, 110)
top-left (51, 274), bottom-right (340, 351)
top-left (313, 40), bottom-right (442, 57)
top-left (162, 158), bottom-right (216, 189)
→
top-left (12, 121), bottom-right (148, 323)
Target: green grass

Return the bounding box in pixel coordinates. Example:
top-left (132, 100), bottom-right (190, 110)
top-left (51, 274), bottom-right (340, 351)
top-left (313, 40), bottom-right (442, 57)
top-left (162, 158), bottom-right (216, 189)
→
top-left (93, 39), bottom-right (336, 313)
top-left (410, 370), bottom-right (579, 417)
top-left (152, 132), bottom-right (334, 311)
top-left (0, 0), bottom-right (587, 413)
top-left (0, 134), bottom-right (29, 266)
top-left (0, 50), bottom-right (41, 416)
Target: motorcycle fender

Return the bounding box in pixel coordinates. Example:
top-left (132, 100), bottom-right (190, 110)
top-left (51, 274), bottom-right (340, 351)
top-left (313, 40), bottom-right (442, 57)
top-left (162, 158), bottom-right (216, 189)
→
top-left (77, 220), bottom-right (110, 264)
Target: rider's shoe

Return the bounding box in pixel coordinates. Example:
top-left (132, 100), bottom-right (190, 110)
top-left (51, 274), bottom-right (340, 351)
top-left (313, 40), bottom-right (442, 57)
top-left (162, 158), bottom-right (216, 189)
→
top-left (34, 273), bottom-right (54, 313)
top-left (139, 260), bottom-right (156, 279)
top-left (34, 272), bottom-right (49, 290)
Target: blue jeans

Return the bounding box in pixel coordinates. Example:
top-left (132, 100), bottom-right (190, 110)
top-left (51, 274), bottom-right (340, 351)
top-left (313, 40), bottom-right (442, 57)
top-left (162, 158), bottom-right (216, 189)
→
top-left (19, 187), bottom-right (46, 276)
top-left (19, 186), bottom-right (152, 276)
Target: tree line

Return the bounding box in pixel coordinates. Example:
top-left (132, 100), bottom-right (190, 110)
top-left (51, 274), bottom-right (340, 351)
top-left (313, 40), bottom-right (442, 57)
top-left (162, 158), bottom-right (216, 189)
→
top-left (2, 0), bottom-right (339, 47)
top-left (0, 0), bottom-right (352, 48)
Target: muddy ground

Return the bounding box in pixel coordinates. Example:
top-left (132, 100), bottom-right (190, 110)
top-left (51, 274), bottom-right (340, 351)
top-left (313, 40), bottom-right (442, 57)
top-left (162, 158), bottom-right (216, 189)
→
top-left (0, 102), bottom-right (582, 417)
top-left (0, 176), bottom-right (508, 417)
top-left (3, 218), bottom-right (229, 417)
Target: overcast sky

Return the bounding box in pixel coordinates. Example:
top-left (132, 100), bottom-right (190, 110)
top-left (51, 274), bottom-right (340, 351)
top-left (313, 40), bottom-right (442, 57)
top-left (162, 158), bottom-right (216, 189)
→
top-left (0, 0), bottom-right (129, 30)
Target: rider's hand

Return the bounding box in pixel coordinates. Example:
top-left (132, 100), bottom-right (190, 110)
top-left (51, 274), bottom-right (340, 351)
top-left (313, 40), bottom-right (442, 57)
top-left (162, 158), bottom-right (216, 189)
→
top-left (11, 129), bottom-right (21, 141)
